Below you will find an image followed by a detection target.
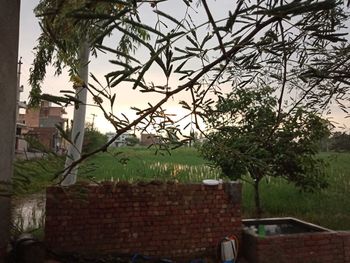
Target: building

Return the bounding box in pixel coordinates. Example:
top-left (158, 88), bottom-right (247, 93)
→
top-left (21, 101), bottom-right (67, 152)
top-left (140, 133), bottom-right (159, 146)
top-left (15, 58), bottom-right (28, 154)
top-left (106, 132), bottom-right (137, 147)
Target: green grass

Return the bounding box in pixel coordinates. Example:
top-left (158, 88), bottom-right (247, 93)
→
top-left (14, 147), bottom-right (350, 230)
top-left (242, 152), bottom-right (350, 230)
top-left (81, 147), bottom-right (220, 183)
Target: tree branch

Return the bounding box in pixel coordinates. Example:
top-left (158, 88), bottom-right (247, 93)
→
top-left (201, 0), bottom-right (228, 60)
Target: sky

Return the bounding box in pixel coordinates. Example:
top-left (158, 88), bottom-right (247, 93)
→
top-left (19, 0), bottom-right (128, 133)
top-left (18, 1), bottom-right (350, 134)
top-left (18, 0), bottom-right (221, 134)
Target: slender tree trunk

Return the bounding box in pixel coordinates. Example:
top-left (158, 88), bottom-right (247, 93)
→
top-left (61, 41), bottom-right (90, 186)
top-left (254, 179), bottom-right (262, 218)
top-left (0, 0), bottom-right (20, 259)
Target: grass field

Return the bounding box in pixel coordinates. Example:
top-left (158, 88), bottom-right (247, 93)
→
top-left (81, 147), bottom-right (220, 183)
top-left (242, 152), bottom-right (350, 230)
top-left (15, 147), bottom-right (350, 230)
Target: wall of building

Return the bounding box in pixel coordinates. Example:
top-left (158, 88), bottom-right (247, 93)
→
top-left (39, 116), bottom-right (64, 128)
top-left (23, 102), bottom-right (66, 129)
top-left (243, 230), bottom-right (350, 263)
top-left (28, 127), bottom-right (57, 150)
top-left (47, 107), bottom-right (64, 117)
top-left (15, 137), bottom-right (28, 153)
top-left (140, 133), bottom-right (159, 146)
top-left (45, 182), bottom-right (242, 260)
top-left (24, 108), bottom-right (40, 128)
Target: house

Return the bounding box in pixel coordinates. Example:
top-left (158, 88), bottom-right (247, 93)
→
top-left (21, 101), bottom-right (67, 152)
top-left (15, 58), bottom-right (28, 154)
top-left (106, 132), bottom-right (137, 147)
top-left (15, 85), bottom-right (28, 153)
top-left (140, 133), bottom-right (159, 146)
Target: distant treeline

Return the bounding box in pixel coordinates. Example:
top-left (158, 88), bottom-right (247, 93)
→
top-left (320, 132), bottom-right (350, 152)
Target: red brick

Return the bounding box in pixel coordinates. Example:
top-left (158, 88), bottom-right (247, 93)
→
top-left (45, 183), bottom-right (242, 259)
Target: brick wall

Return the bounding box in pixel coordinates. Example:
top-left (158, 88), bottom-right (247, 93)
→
top-left (243, 230), bottom-right (350, 263)
top-left (339, 232), bottom-right (350, 263)
top-left (24, 108), bottom-right (40, 127)
top-left (45, 182), bottom-right (242, 259)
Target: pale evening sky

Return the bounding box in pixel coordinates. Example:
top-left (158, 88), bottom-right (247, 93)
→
top-left (18, 1), bottom-right (350, 133)
top-left (18, 0), bottom-right (232, 133)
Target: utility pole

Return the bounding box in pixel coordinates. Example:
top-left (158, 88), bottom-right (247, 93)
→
top-left (16, 57), bottom-right (22, 117)
top-left (0, 0), bottom-right (20, 260)
top-left (91, 113), bottom-right (97, 130)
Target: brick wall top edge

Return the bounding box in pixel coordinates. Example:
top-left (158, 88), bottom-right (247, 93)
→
top-left (336, 231), bottom-right (350, 240)
top-left (46, 181), bottom-right (241, 191)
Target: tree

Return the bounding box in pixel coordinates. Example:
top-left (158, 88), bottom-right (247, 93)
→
top-left (30, 0), bottom-right (149, 184)
top-left (125, 135), bottom-right (140, 147)
top-left (82, 124), bottom-right (108, 154)
top-left (200, 87), bottom-right (330, 216)
top-left (329, 132), bottom-right (350, 152)
top-left (29, 0), bottom-right (350, 184)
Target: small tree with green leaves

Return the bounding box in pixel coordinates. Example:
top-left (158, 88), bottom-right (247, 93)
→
top-left (200, 87), bottom-right (330, 216)
top-left (82, 123), bottom-right (108, 154)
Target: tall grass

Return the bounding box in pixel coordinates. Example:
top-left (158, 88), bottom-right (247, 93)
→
top-left (242, 152), bottom-right (350, 230)
top-left (82, 147), bottom-right (221, 183)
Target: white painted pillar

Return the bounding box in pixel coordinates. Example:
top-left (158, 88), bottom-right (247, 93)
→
top-left (62, 41), bottom-right (90, 186)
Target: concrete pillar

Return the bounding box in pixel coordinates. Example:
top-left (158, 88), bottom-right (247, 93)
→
top-left (0, 0), bottom-right (21, 260)
top-left (62, 40), bottom-right (90, 186)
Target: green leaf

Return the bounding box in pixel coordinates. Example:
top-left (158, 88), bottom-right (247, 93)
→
top-left (200, 33), bottom-right (213, 49)
top-left (186, 35), bottom-right (198, 48)
top-left (174, 59), bottom-right (189, 73)
top-left (74, 131), bottom-right (81, 145)
top-left (156, 31), bottom-right (186, 43)
top-left (90, 73), bottom-right (103, 87)
top-left (132, 46), bottom-right (167, 90)
top-left (124, 18), bottom-right (165, 38)
top-left (96, 45), bottom-right (141, 63)
top-left (111, 94), bottom-right (116, 108)
top-left (172, 53), bottom-right (195, 62)
top-left (153, 10), bottom-right (186, 29)
top-left (115, 24), bottom-right (153, 51)
top-left (39, 93), bottom-right (71, 105)
top-left (109, 60), bottom-right (133, 69)
top-left (55, 124), bottom-right (73, 146)
top-left (174, 47), bottom-right (188, 54)
top-left (60, 90), bottom-right (76, 94)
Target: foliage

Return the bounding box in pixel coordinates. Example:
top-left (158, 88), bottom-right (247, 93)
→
top-left (29, 0), bottom-right (350, 181)
top-left (23, 135), bottom-right (48, 153)
top-left (242, 152), bottom-right (350, 230)
top-left (329, 131), bottom-right (350, 152)
top-left (29, 0), bottom-right (149, 106)
top-left (124, 134), bottom-right (140, 146)
top-left (199, 87), bottom-right (330, 214)
top-left (13, 154), bottom-right (64, 195)
top-left (82, 124), bottom-right (108, 154)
